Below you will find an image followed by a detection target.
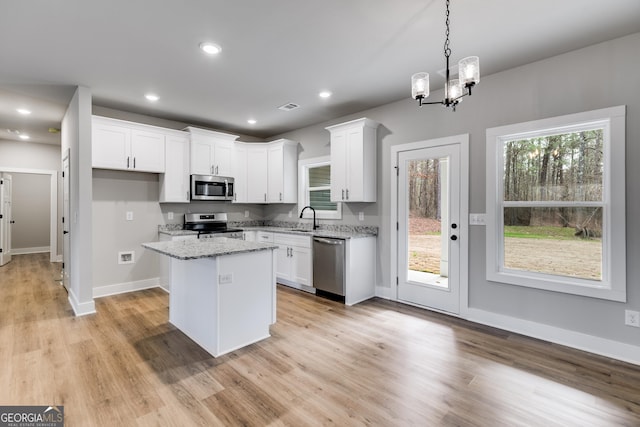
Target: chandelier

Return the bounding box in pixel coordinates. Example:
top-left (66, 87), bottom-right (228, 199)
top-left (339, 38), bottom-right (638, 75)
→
top-left (411, 0), bottom-right (479, 111)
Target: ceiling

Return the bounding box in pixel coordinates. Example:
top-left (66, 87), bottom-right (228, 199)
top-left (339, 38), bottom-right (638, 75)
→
top-left (1, 0), bottom-right (639, 145)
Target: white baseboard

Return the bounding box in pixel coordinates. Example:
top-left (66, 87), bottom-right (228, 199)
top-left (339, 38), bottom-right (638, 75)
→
top-left (93, 277), bottom-right (161, 298)
top-left (12, 246), bottom-right (50, 255)
top-left (68, 288), bottom-right (96, 317)
top-left (375, 285), bottom-right (393, 300)
top-left (466, 308), bottom-right (640, 366)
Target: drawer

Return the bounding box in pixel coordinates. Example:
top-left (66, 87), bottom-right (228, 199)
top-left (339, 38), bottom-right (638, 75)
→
top-left (256, 231), bottom-right (274, 243)
top-left (274, 232), bottom-right (311, 248)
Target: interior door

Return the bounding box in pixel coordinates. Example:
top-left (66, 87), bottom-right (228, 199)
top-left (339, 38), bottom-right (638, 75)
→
top-left (397, 144), bottom-right (460, 314)
top-left (0, 173), bottom-right (13, 266)
top-left (62, 152), bottom-right (70, 291)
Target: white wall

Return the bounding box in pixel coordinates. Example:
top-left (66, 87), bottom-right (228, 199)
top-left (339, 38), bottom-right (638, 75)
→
top-left (269, 33), bottom-right (640, 353)
top-left (62, 86), bottom-right (94, 315)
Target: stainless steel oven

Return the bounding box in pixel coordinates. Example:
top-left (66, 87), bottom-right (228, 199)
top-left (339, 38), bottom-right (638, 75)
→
top-left (190, 174), bottom-right (234, 201)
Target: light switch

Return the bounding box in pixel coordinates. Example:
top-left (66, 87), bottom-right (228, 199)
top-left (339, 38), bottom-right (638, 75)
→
top-left (359, 212), bottom-right (364, 221)
top-left (469, 213), bottom-right (486, 225)
top-left (168, 212), bottom-right (174, 220)
top-left (126, 211), bottom-right (133, 221)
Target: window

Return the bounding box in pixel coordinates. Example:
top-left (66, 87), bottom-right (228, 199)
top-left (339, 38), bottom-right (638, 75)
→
top-left (486, 106), bottom-right (626, 301)
top-left (298, 156), bottom-right (341, 220)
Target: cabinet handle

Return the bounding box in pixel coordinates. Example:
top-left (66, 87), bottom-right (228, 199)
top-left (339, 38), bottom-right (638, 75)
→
top-left (211, 165), bottom-right (214, 174)
top-left (346, 189), bottom-right (349, 200)
top-left (186, 191), bottom-right (189, 201)
top-left (264, 193), bottom-right (266, 202)
top-left (127, 156), bottom-right (130, 168)
top-left (279, 192), bottom-right (282, 201)
top-left (133, 157), bottom-right (136, 169)
top-left (341, 189), bottom-right (344, 200)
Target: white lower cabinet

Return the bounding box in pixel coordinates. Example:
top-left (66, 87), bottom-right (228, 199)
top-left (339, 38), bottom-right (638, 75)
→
top-left (158, 233), bottom-right (197, 292)
top-left (274, 232), bottom-right (312, 292)
top-left (242, 230), bottom-right (256, 241)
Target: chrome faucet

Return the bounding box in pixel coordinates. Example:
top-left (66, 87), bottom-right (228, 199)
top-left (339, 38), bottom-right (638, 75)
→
top-left (299, 206), bottom-right (318, 230)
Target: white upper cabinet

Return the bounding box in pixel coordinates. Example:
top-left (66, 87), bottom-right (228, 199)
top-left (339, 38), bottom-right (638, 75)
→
top-left (267, 139), bottom-right (298, 203)
top-left (245, 145), bottom-right (268, 203)
top-left (160, 131), bottom-right (190, 203)
top-left (234, 139), bottom-right (298, 204)
top-left (92, 116), bottom-right (166, 173)
top-left (185, 127), bottom-right (238, 176)
top-left (326, 118), bottom-right (379, 202)
top-left (233, 143), bottom-right (248, 203)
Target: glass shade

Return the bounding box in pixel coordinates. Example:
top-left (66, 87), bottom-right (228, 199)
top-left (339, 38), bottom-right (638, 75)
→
top-left (411, 72), bottom-right (429, 99)
top-left (447, 79), bottom-right (463, 101)
top-left (459, 56), bottom-right (480, 86)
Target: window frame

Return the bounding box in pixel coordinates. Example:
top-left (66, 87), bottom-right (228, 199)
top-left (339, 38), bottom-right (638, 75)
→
top-left (485, 106), bottom-right (626, 302)
top-left (298, 155), bottom-right (341, 220)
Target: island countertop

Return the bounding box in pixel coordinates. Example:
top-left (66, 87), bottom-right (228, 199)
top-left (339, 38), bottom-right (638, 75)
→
top-left (143, 237), bottom-right (278, 260)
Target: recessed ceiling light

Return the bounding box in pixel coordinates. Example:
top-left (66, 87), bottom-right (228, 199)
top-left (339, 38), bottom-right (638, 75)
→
top-left (247, 119), bottom-right (257, 125)
top-left (200, 42), bottom-right (222, 55)
top-left (145, 94), bottom-right (160, 102)
top-left (319, 91), bottom-right (332, 99)
top-left (16, 108), bottom-right (31, 115)
top-left (19, 134), bottom-right (30, 140)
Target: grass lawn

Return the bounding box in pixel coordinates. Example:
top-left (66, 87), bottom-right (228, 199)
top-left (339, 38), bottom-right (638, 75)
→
top-left (504, 225), bottom-right (586, 240)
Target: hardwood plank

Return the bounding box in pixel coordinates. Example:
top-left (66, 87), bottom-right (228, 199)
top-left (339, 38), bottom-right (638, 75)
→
top-left (1, 253), bottom-right (640, 426)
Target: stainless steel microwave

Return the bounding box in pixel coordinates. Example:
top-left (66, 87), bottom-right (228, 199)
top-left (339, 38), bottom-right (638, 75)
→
top-left (190, 174), bottom-right (234, 201)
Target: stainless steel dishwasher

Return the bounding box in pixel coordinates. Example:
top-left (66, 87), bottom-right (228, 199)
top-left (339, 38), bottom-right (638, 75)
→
top-left (312, 237), bottom-right (346, 296)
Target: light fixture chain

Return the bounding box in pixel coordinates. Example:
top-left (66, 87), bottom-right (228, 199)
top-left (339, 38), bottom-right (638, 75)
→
top-left (444, 0), bottom-right (451, 58)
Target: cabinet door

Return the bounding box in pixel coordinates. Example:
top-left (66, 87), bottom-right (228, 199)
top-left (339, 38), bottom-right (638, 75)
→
top-left (291, 245), bottom-right (312, 286)
top-left (267, 145), bottom-right (284, 202)
top-left (92, 121), bottom-right (130, 170)
top-left (131, 129), bottom-right (165, 172)
top-left (330, 130), bottom-right (348, 202)
top-left (191, 141), bottom-right (214, 175)
top-left (213, 141), bottom-right (234, 176)
top-left (234, 145), bottom-right (247, 203)
top-left (160, 134), bottom-right (190, 203)
top-left (345, 126), bottom-right (364, 201)
top-left (275, 244), bottom-right (291, 281)
top-left (246, 147), bottom-right (268, 203)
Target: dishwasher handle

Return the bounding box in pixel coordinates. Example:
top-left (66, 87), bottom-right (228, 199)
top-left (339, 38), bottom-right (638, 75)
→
top-left (313, 237), bottom-right (345, 245)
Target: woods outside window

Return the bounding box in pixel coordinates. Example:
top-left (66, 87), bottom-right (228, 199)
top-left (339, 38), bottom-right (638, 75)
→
top-left (298, 156), bottom-right (341, 220)
top-left (486, 106), bottom-right (626, 301)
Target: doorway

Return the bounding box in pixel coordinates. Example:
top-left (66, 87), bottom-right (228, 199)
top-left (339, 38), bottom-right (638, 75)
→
top-left (391, 135), bottom-right (469, 315)
top-left (0, 167), bottom-right (59, 263)
top-left (0, 173), bottom-right (13, 266)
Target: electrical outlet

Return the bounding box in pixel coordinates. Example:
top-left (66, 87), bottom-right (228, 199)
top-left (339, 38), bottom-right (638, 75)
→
top-left (288, 210), bottom-right (292, 218)
top-left (359, 212), bottom-right (364, 221)
top-left (625, 310), bottom-right (640, 327)
top-left (219, 273), bottom-right (233, 284)
top-left (244, 210), bottom-right (249, 218)
top-left (126, 211), bottom-right (133, 221)
top-left (167, 212), bottom-right (174, 220)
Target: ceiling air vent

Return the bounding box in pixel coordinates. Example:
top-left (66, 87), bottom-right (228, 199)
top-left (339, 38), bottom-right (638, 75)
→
top-left (278, 102), bottom-right (300, 111)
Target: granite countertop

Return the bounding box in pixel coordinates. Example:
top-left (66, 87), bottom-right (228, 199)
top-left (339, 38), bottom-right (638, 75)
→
top-left (142, 237), bottom-right (278, 260)
top-left (158, 223), bottom-right (377, 239)
top-left (240, 226), bottom-right (375, 239)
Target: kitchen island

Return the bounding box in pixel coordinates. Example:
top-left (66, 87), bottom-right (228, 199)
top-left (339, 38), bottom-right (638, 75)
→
top-left (142, 237), bottom-right (278, 357)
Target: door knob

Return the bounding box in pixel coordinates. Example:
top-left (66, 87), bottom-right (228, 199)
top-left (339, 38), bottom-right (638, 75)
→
top-left (450, 235), bottom-right (458, 241)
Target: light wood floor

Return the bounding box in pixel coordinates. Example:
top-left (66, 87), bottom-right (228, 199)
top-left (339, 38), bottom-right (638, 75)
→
top-left (1, 253), bottom-right (640, 426)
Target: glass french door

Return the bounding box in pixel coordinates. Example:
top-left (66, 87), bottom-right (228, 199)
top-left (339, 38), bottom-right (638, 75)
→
top-left (397, 143), bottom-right (460, 314)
